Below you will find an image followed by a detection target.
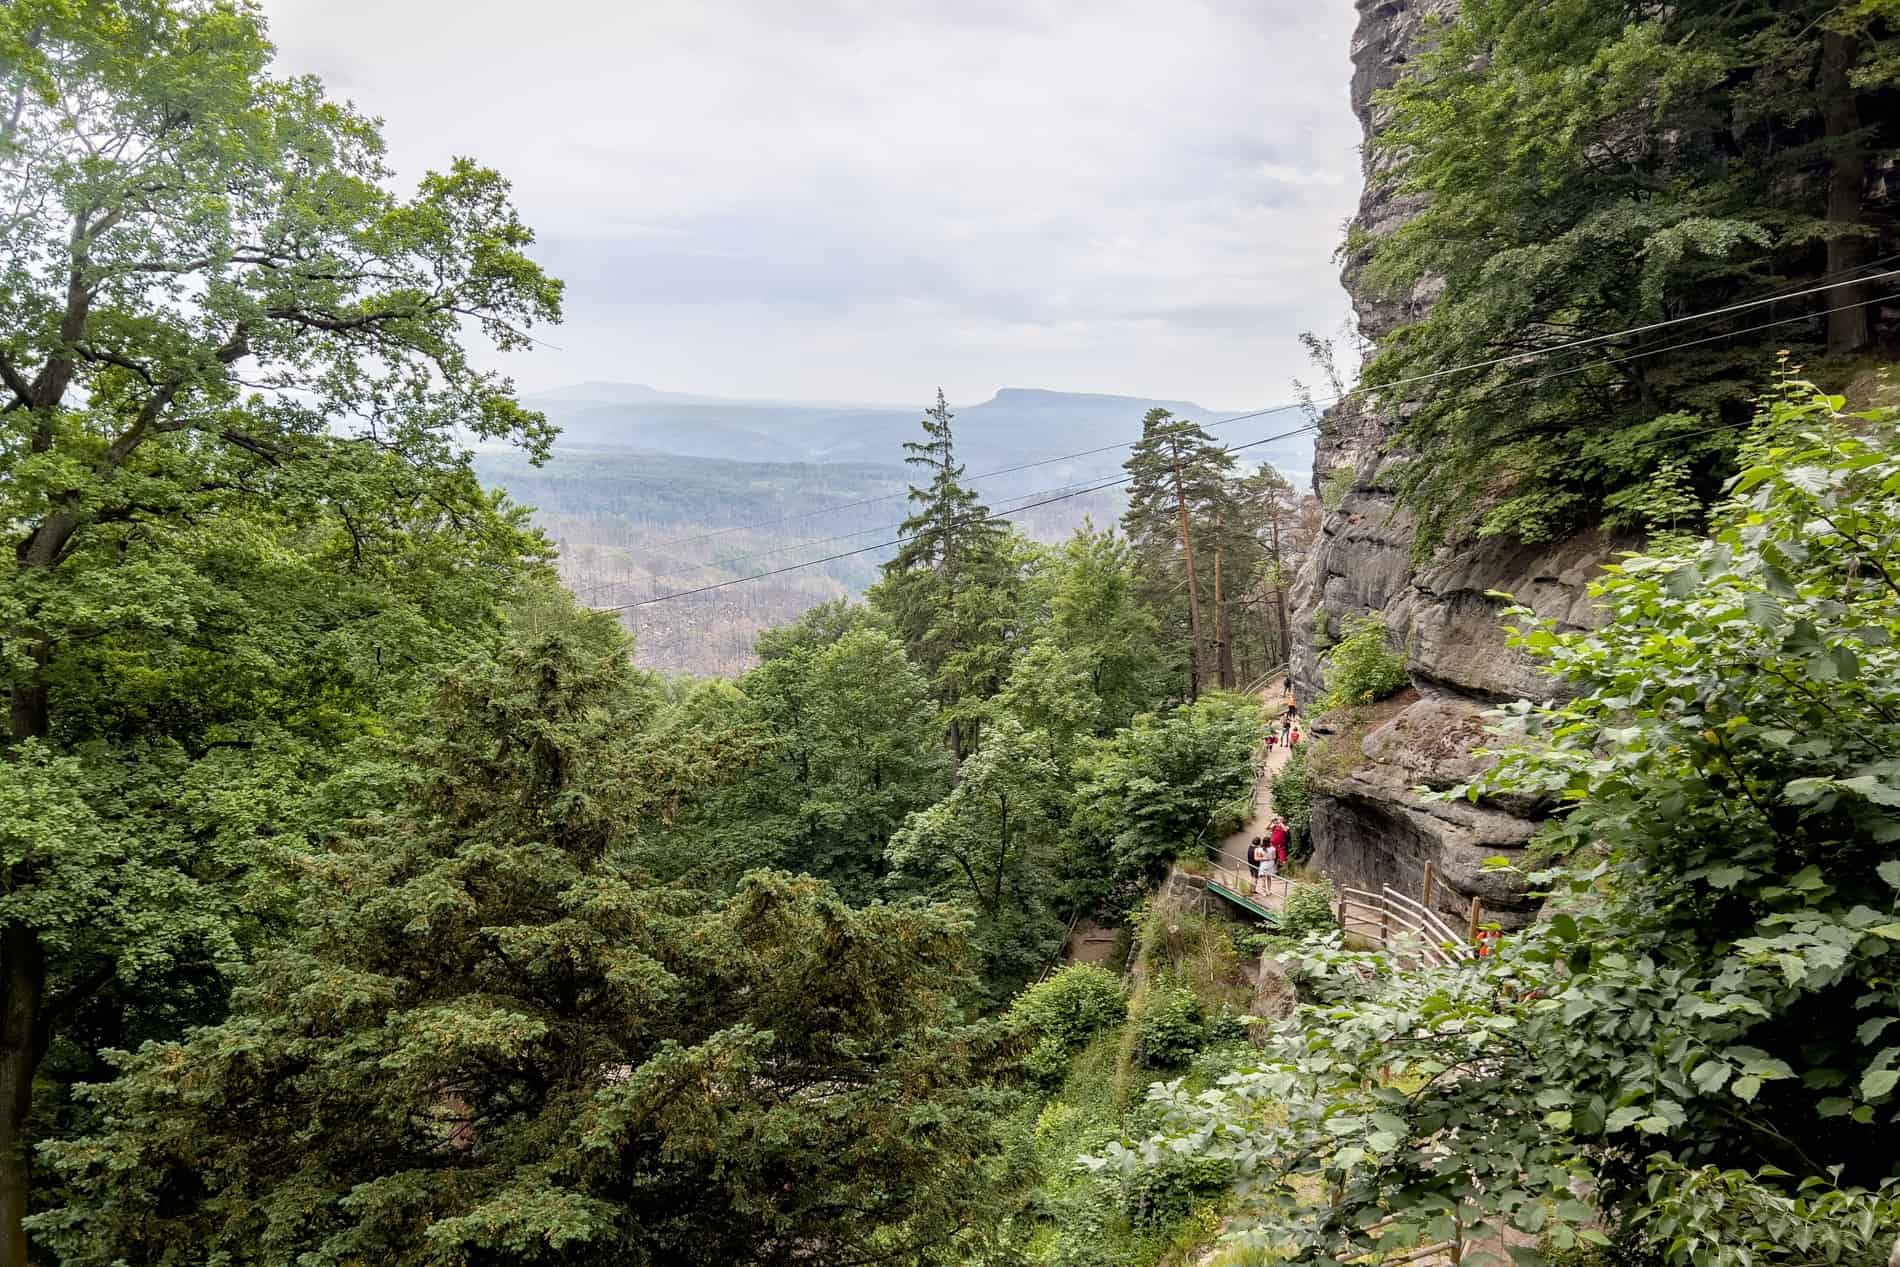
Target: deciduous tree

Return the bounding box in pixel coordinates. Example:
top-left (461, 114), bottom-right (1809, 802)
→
top-left (0, 4), bottom-right (561, 1259)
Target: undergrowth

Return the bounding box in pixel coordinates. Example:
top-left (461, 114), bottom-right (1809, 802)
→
top-left (1002, 901), bottom-right (1278, 1266)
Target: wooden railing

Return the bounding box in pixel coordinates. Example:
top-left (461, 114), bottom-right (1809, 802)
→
top-left (1242, 662), bottom-right (1292, 698)
top-left (1335, 883), bottom-right (1473, 968)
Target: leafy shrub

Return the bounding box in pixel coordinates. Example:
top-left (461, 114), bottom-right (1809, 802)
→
top-left (1010, 964), bottom-right (1127, 1083)
top-left (1280, 878), bottom-right (1337, 940)
top-left (1204, 1007), bottom-right (1252, 1045)
top-left (1120, 1154), bottom-right (1233, 1227)
top-left (1237, 930), bottom-right (1302, 958)
top-left (1072, 692), bottom-right (1261, 905)
top-left (1130, 985), bottom-right (1204, 1068)
top-left (1320, 465), bottom-right (1355, 511)
top-left (1268, 746), bottom-right (1313, 860)
top-left (1319, 616), bottom-right (1408, 712)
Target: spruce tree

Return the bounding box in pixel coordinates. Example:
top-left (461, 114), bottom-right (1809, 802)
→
top-left (871, 390), bottom-right (1017, 757)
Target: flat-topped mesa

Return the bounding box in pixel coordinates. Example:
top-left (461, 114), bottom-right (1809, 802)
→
top-left (1288, 0), bottom-right (1621, 931)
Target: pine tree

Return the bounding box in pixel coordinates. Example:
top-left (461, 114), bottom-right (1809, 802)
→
top-left (1238, 464), bottom-right (1308, 670)
top-left (1120, 409), bottom-right (1235, 697)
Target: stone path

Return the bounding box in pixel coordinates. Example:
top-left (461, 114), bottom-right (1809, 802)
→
top-left (1218, 741), bottom-right (1292, 871)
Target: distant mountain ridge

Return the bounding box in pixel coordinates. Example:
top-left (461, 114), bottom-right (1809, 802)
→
top-left (520, 382), bottom-right (1305, 478)
top-left (487, 381), bottom-right (1315, 676)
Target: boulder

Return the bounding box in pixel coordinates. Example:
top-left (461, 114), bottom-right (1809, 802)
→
top-left (1252, 952), bottom-right (1300, 1024)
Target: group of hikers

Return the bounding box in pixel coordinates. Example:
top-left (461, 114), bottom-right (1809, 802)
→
top-left (1265, 704), bottom-right (1302, 750)
top-left (1246, 815), bottom-right (1290, 892)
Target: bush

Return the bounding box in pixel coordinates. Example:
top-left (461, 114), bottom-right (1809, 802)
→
top-left (1268, 746), bottom-right (1313, 860)
top-left (1010, 964), bottom-right (1128, 1083)
top-left (1319, 616), bottom-right (1408, 712)
top-left (1321, 465), bottom-right (1355, 511)
top-left (1130, 985), bottom-right (1204, 1068)
top-left (1119, 1154), bottom-right (1233, 1228)
top-left (1204, 1007), bottom-right (1251, 1045)
top-left (1072, 692), bottom-right (1261, 903)
top-left (1280, 878), bottom-right (1337, 940)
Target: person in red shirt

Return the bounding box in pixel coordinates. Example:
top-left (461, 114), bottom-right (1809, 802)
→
top-left (1267, 816), bottom-right (1289, 876)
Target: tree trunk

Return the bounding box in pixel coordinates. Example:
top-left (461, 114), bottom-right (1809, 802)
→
top-left (1822, 31), bottom-right (1871, 355)
top-left (1269, 513), bottom-right (1290, 667)
top-left (1168, 450), bottom-right (1206, 694)
top-left (1213, 551), bottom-right (1235, 690)
top-left (0, 926), bottom-right (45, 1267)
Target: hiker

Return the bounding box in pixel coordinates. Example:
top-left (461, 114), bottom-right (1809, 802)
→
top-left (1282, 675), bottom-right (1295, 708)
top-left (1277, 713), bottom-right (1293, 747)
top-left (1266, 816), bottom-right (1288, 878)
top-left (1246, 836), bottom-right (1267, 886)
top-left (1288, 723), bottom-right (1303, 747)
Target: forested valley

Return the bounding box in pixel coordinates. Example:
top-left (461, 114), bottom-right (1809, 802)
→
top-left (4, 2), bottom-right (1900, 1267)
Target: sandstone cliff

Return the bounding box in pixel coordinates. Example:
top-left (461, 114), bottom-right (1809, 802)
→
top-left (1289, 0), bottom-right (1621, 930)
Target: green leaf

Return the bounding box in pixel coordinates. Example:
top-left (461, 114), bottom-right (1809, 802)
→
top-left (1690, 1061), bottom-right (1732, 1094)
top-left (1732, 1076), bottom-right (1763, 1103)
top-left (1743, 591), bottom-right (1785, 629)
top-left (1862, 1069), bottom-right (1899, 1100)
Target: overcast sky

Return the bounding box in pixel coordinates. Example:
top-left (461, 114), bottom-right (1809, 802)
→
top-left (260, 0), bottom-right (1363, 411)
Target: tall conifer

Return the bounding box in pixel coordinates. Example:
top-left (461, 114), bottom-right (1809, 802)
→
top-left (1120, 409), bottom-right (1234, 696)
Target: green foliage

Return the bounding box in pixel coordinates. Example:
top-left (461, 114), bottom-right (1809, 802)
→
top-left (1269, 746), bottom-right (1315, 860)
top-left (888, 718), bottom-right (1068, 997)
top-left (1011, 965), bottom-right (1129, 1084)
top-left (1319, 616), bottom-right (1409, 712)
top-left (0, 1), bottom-right (562, 1252)
top-left (1279, 878), bottom-right (1338, 941)
top-left (40, 612), bottom-right (1015, 1265)
top-left (1129, 985), bottom-right (1205, 1069)
top-left (1107, 380), bottom-right (1900, 1267)
top-left (1119, 1156), bottom-right (1233, 1230)
top-left (870, 390), bottom-right (1022, 758)
top-left (1320, 465), bottom-right (1355, 511)
top-left (723, 627), bottom-right (948, 902)
top-left (1120, 409), bottom-right (1237, 689)
top-left (1003, 523), bottom-right (1173, 743)
top-left (1363, 0), bottom-right (1900, 548)
top-left (1069, 693), bottom-right (1262, 909)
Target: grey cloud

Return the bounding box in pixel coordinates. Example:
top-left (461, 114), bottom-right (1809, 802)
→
top-left (259, 0), bottom-right (1362, 410)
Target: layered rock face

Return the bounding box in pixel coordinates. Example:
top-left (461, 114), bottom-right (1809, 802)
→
top-left (1290, 0), bottom-right (1621, 930)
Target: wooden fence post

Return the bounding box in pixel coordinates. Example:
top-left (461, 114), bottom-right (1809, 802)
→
top-left (1467, 895), bottom-right (1483, 941)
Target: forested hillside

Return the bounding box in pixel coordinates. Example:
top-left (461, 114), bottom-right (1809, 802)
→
top-left (5, 2), bottom-right (1900, 1267)
top-left (473, 384), bottom-right (1315, 676)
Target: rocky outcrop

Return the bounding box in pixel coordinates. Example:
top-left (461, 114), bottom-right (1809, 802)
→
top-left (1252, 952), bottom-right (1300, 1023)
top-left (1291, 0), bottom-right (1623, 931)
